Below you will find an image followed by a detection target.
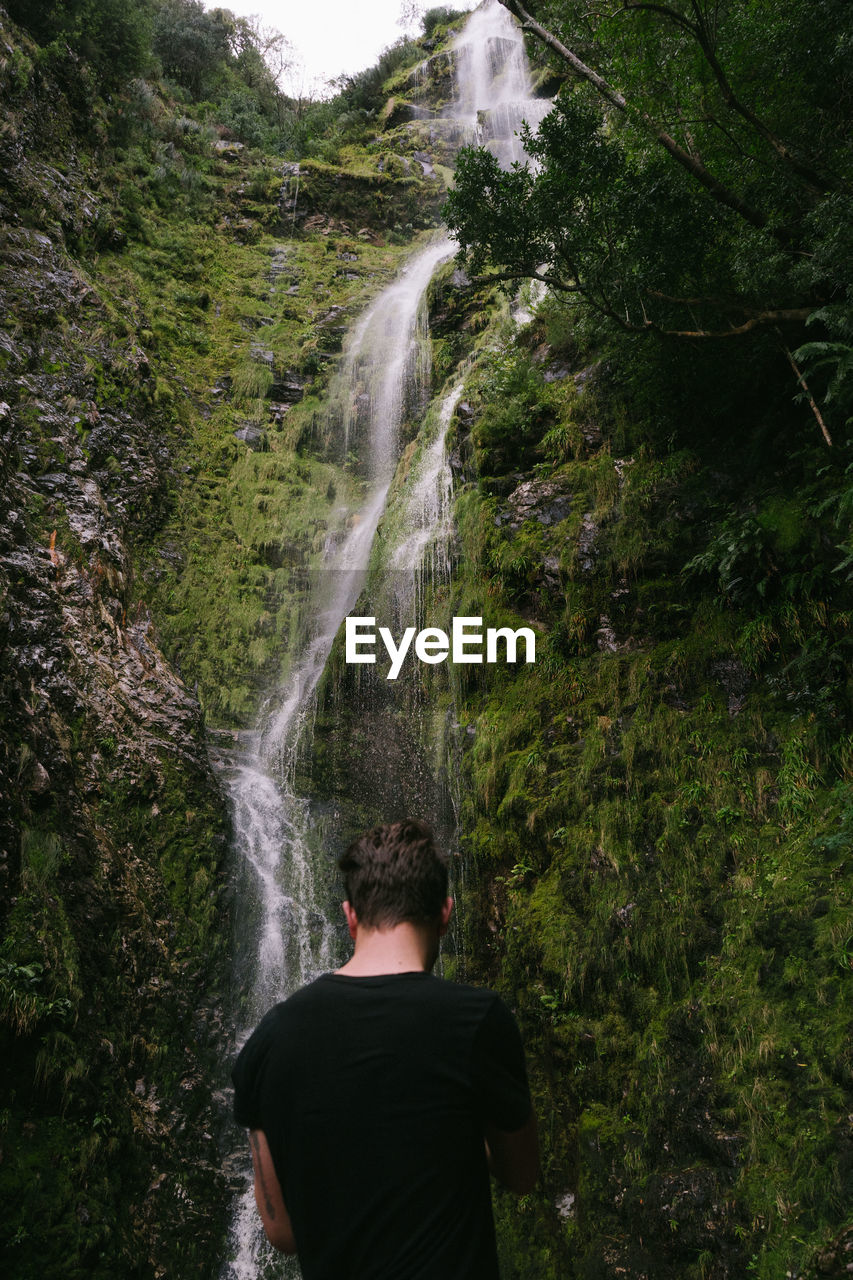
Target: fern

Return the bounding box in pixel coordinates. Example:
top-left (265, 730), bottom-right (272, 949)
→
top-left (793, 307), bottom-right (853, 418)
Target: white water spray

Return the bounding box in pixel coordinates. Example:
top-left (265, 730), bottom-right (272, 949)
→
top-left (391, 382), bottom-right (463, 576)
top-left (453, 0), bottom-right (550, 166)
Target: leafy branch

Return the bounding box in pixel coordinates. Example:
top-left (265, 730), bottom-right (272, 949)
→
top-left (499, 0), bottom-right (789, 235)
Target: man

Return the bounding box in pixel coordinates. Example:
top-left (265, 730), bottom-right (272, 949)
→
top-left (231, 818), bottom-right (539, 1279)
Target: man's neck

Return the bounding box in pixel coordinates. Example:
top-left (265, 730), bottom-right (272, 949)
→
top-left (335, 921), bottom-right (437, 977)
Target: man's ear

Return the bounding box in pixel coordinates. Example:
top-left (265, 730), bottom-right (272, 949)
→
top-left (342, 900), bottom-right (358, 940)
top-left (439, 896), bottom-right (453, 936)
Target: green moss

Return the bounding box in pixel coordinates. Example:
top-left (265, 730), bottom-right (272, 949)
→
top-left (127, 220), bottom-right (427, 725)
top-left (417, 282), bottom-right (853, 1279)
top-left (0, 739), bottom-right (229, 1276)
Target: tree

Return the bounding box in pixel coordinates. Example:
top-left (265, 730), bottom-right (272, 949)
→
top-left (443, 0), bottom-right (853, 434)
top-left (422, 7), bottom-right (463, 38)
top-left (151, 0), bottom-right (231, 99)
top-left (6, 0), bottom-right (150, 88)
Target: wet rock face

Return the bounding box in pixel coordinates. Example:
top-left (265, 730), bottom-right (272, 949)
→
top-left (0, 221), bottom-right (199, 799)
top-left (0, 94), bottom-right (229, 1272)
top-left (711, 657), bottom-right (751, 717)
top-left (233, 422), bottom-right (268, 449)
top-left (0, 422), bottom-right (212, 818)
top-left (268, 370), bottom-right (305, 402)
top-left (0, 378), bottom-right (229, 1269)
top-left (494, 476), bottom-right (573, 531)
top-left (403, 48), bottom-right (457, 105)
top-left (816, 1222), bottom-right (853, 1276)
top-left (1, 226), bottom-right (171, 535)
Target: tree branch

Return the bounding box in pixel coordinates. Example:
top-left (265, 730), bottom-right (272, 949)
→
top-left (644, 290), bottom-right (814, 318)
top-left (470, 268), bottom-right (583, 293)
top-left (467, 260), bottom-right (815, 340)
top-left (654, 308), bottom-right (814, 339)
top-left (780, 338), bottom-right (833, 446)
top-left (498, 0), bottom-right (785, 234)
top-left (622, 1), bottom-right (832, 194)
top-left (618, 2), bottom-right (699, 38)
top-left (594, 293), bottom-right (813, 338)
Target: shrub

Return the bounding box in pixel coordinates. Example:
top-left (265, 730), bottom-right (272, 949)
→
top-left (422, 7), bottom-right (461, 38)
top-left (152, 0), bottom-right (230, 100)
top-left (7, 0), bottom-right (149, 89)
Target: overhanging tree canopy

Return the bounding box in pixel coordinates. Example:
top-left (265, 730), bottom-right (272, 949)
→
top-left (443, 0), bottom-right (853, 433)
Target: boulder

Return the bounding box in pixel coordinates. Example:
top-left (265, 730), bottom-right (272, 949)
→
top-left (234, 424), bottom-right (268, 450)
top-left (502, 477), bottom-right (572, 530)
top-left (267, 371), bottom-right (305, 403)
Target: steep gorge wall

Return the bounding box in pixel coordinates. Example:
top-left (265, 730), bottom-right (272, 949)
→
top-left (4, 5), bottom-right (850, 1279)
top-left (0, 22), bottom-right (233, 1275)
top-left (0, 8), bottom-right (467, 1274)
top-left (306, 244), bottom-right (852, 1280)
top-left (423, 276), bottom-right (853, 1280)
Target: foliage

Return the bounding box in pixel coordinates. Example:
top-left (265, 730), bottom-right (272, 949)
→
top-left (333, 37), bottom-right (422, 113)
top-left (151, 0), bottom-right (292, 132)
top-left (0, 959), bottom-right (73, 1034)
top-left (445, 0), bottom-right (853, 431)
top-left (152, 0), bottom-right (232, 99)
top-left (422, 6), bottom-right (464, 38)
top-left (451, 419), bottom-right (853, 1278)
top-left (469, 340), bottom-right (555, 475)
top-left (7, 0), bottom-right (299, 147)
top-left (794, 307), bottom-right (853, 422)
top-left (6, 0), bottom-right (150, 88)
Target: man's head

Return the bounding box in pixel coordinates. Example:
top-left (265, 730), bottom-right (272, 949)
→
top-left (338, 819), bottom-right (449, 930)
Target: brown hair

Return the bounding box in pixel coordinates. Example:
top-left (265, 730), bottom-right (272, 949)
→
top-left (338, 819), bottom-right (448, 928)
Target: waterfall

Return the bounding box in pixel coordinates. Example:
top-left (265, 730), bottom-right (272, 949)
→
top-left (452, 0), bottom-right (550, 166)
top-left (217, 238), bottom-right (451, 1280)
top-left (324, 239), bottom-right (452, 475)
top-left (218, 4), bottom-right (547, 1275)
top-left (391, 381), bottom-right (463, 578)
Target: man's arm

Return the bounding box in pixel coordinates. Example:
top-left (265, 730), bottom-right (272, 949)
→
top-left (248, 1129), bottom-right (297, 1254)
top-left (485, 1108), bottom-right (540, 1195)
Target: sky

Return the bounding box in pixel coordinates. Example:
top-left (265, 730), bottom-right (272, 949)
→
top-left (205, 0), bottom-right (478, 98)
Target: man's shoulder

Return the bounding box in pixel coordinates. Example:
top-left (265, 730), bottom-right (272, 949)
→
top-left (235, 979), bottom-right (340, 1062)
top-left (427, 975), bottom-right (503, 1010)
top-left (285, 972), bottom-right (503, 1012)
top-left (270, 973), bottom-right (510, 1034)
top-left (375, 974), bottom-right (511, 1034)
top-left (274, 974), bottom-right (338, 1016)
top-left (244, 978), bottom-right (335, 1030)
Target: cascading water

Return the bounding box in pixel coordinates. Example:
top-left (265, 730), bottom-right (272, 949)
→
top-left (391, 381), bottom-right (463, 577)
top-left (218, 4), bottom-right (548, 1275)
top-left (453, 0), bottom-right (550, 166)
top-left (217, 238), bottom-right (452, 1280)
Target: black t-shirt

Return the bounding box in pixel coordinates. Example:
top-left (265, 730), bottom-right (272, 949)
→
top-left (231, 970), bottom-right (531, 1280)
